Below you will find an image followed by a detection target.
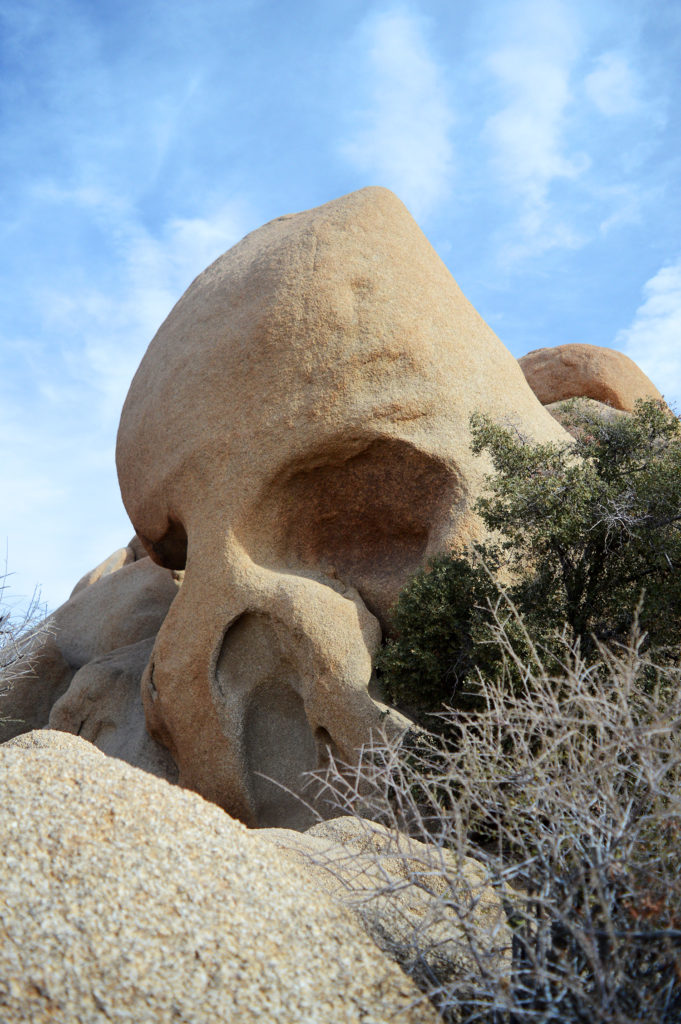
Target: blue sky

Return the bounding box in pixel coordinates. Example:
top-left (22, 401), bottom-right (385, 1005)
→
top-left (1, 0), bottom-right (680, 612)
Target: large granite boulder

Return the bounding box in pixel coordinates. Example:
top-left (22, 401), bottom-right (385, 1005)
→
top-left (519, 343), bottom-right (664, 412)
top-left (69, 534), bottom-right (148, 597)
top-left (116, 186), bottom-right (568, 827)
top-left (0, 732), bottom-right (438, 1023)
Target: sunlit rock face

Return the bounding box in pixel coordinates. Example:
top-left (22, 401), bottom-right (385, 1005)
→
top-left (116, 185), bottom-right (567, 828)
top-left (519, 343), bottom-right (664, 412)
top-left (0, 732), bottom-right (440, 1024)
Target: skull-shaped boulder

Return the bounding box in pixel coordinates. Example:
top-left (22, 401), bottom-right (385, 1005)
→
top-left (116, 187), bottom-right (566, 828)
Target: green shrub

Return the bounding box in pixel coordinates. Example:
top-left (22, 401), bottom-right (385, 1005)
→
top-left (378, 399), bottom-right (681, 720)
top-left (376, 553), bottom-right (499, 716)
top-left (471, 397), bottom-right (681, 656)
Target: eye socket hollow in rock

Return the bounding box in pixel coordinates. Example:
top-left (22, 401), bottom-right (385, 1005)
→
top-left (246, 437), bottom-right (461, 622)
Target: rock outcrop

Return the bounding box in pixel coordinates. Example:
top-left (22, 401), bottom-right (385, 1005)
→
top-left (69, 534), bottom-right (148, 597)
top-left (519, 343), bottom-right (664, 412)
top-left (545, 396), bottom-right (628, 436)
top-left (116, 185), bottom-right (568, 827)
top-left (0, 544), bottom-right (179, 781)
top-left (0, 732), bottom-right (438, 1023)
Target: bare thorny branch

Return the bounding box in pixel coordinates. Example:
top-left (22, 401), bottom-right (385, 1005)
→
top-left (0, 568), bottom-right (51, 704)
top-left (305, 607), bottom-right (681, 1023)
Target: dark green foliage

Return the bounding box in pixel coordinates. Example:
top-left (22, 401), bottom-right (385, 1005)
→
top-left (378, 399), bottom-right (681, 719)
top-left (375, 554), bottom-right (499, 716)
top-left (471, 398), bottom-right (681, 656)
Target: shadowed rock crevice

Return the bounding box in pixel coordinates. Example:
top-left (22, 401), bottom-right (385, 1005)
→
top-left (215, 611), bottom-right (319, 829)
top-left (141, 516), bottom-right (188, 571)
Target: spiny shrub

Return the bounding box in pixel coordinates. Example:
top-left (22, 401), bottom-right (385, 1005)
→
top-left (0, 570), bottom-right (49, 710)
top-left (315, 618), bottom-right (681, 1023)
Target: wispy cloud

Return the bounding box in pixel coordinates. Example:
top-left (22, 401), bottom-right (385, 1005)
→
top-left (338, 5), bottom-right (454, 221)
top-left (1, 184), bottom-right (253, 609)
top-left (584, 51), bottom-right (658, 121)
top-left (32, 186), bottom-right (252, 416)
top-left (616, 258), bottom-right (681, 409)
top-left (482, 0), bottom-right (588, 261)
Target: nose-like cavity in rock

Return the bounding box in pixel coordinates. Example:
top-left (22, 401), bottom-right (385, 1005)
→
top-left (142, 552), bottom-right (402, 829)
top-left (214, 612), bottom-right (338, 829)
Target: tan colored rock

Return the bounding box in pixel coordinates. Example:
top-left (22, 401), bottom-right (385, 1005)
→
top-left (48, 638), bottom-right (178, 781)
top-left (519, 343), bottom-right (664, 411)
top-left (51, 557), bottom-right (180, 669)
top-left (0, 558), bottom-right (180, 772)
top-left (0, 732), bottom-right (438, 1024)
top-left (69, 534), bottom-right (148, 598)
top-left (260, 816), bottom-right (510, 989)
top-left (116, 185), bottom-right (568, 828)
top-left (69, 545), bottom-right (134, 598)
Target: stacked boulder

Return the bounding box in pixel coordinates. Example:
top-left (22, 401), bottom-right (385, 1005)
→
top-left (0, 536), bottom-right (180, 781)
top-left (519, 343), bottom-right (665, 432)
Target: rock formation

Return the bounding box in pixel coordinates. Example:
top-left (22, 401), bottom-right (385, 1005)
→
top-left (116, 185), bottom-right (568, 827)
top-left (519, 343), bottom-right (664, 412)
top-left (545, 396), bottom-right (628, 437)
top-left (0, 731), bottom-right (439, 1023)
top-left (0, 541), bottom-right (179, 781)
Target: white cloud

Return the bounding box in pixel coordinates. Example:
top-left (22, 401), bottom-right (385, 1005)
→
top-left (615, 258), bottom-right (681, 409)
top-left (34, 189), bottom-right (251, 417)
top-left (584, 51), bottom-right (645, 118)
top-left (482, 0), bottom-right (588, 260)
top-left (597, 184), bottom-right (645, 235)
top-left (339, 6), bottom-right (454, 221)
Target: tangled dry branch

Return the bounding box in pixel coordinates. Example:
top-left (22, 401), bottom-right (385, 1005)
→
top-left (309, 613), bottom-right (681, 1023)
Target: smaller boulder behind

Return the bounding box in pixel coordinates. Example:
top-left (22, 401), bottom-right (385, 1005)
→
top-left (519, 343), bottom-right (664, 412)
top-left (0, 546), bottom-right (180, 784)
top-left (260, 815), bottom-right (510, 995)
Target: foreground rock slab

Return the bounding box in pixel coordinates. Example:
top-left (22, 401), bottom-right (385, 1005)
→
top-left (262, 815), bottom-right (510, 991)
top-left (0, 732), bottom-right (438, 1023)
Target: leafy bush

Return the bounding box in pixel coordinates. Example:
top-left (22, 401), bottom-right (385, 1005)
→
top-left (471, 398), bottom-right (681, 655)
top-left (316, 619), bottom-right (681, 1023)
top-left (378, 399), bottom-right (681, 720)
top-left (376, 553), bottom-right (499, 716)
